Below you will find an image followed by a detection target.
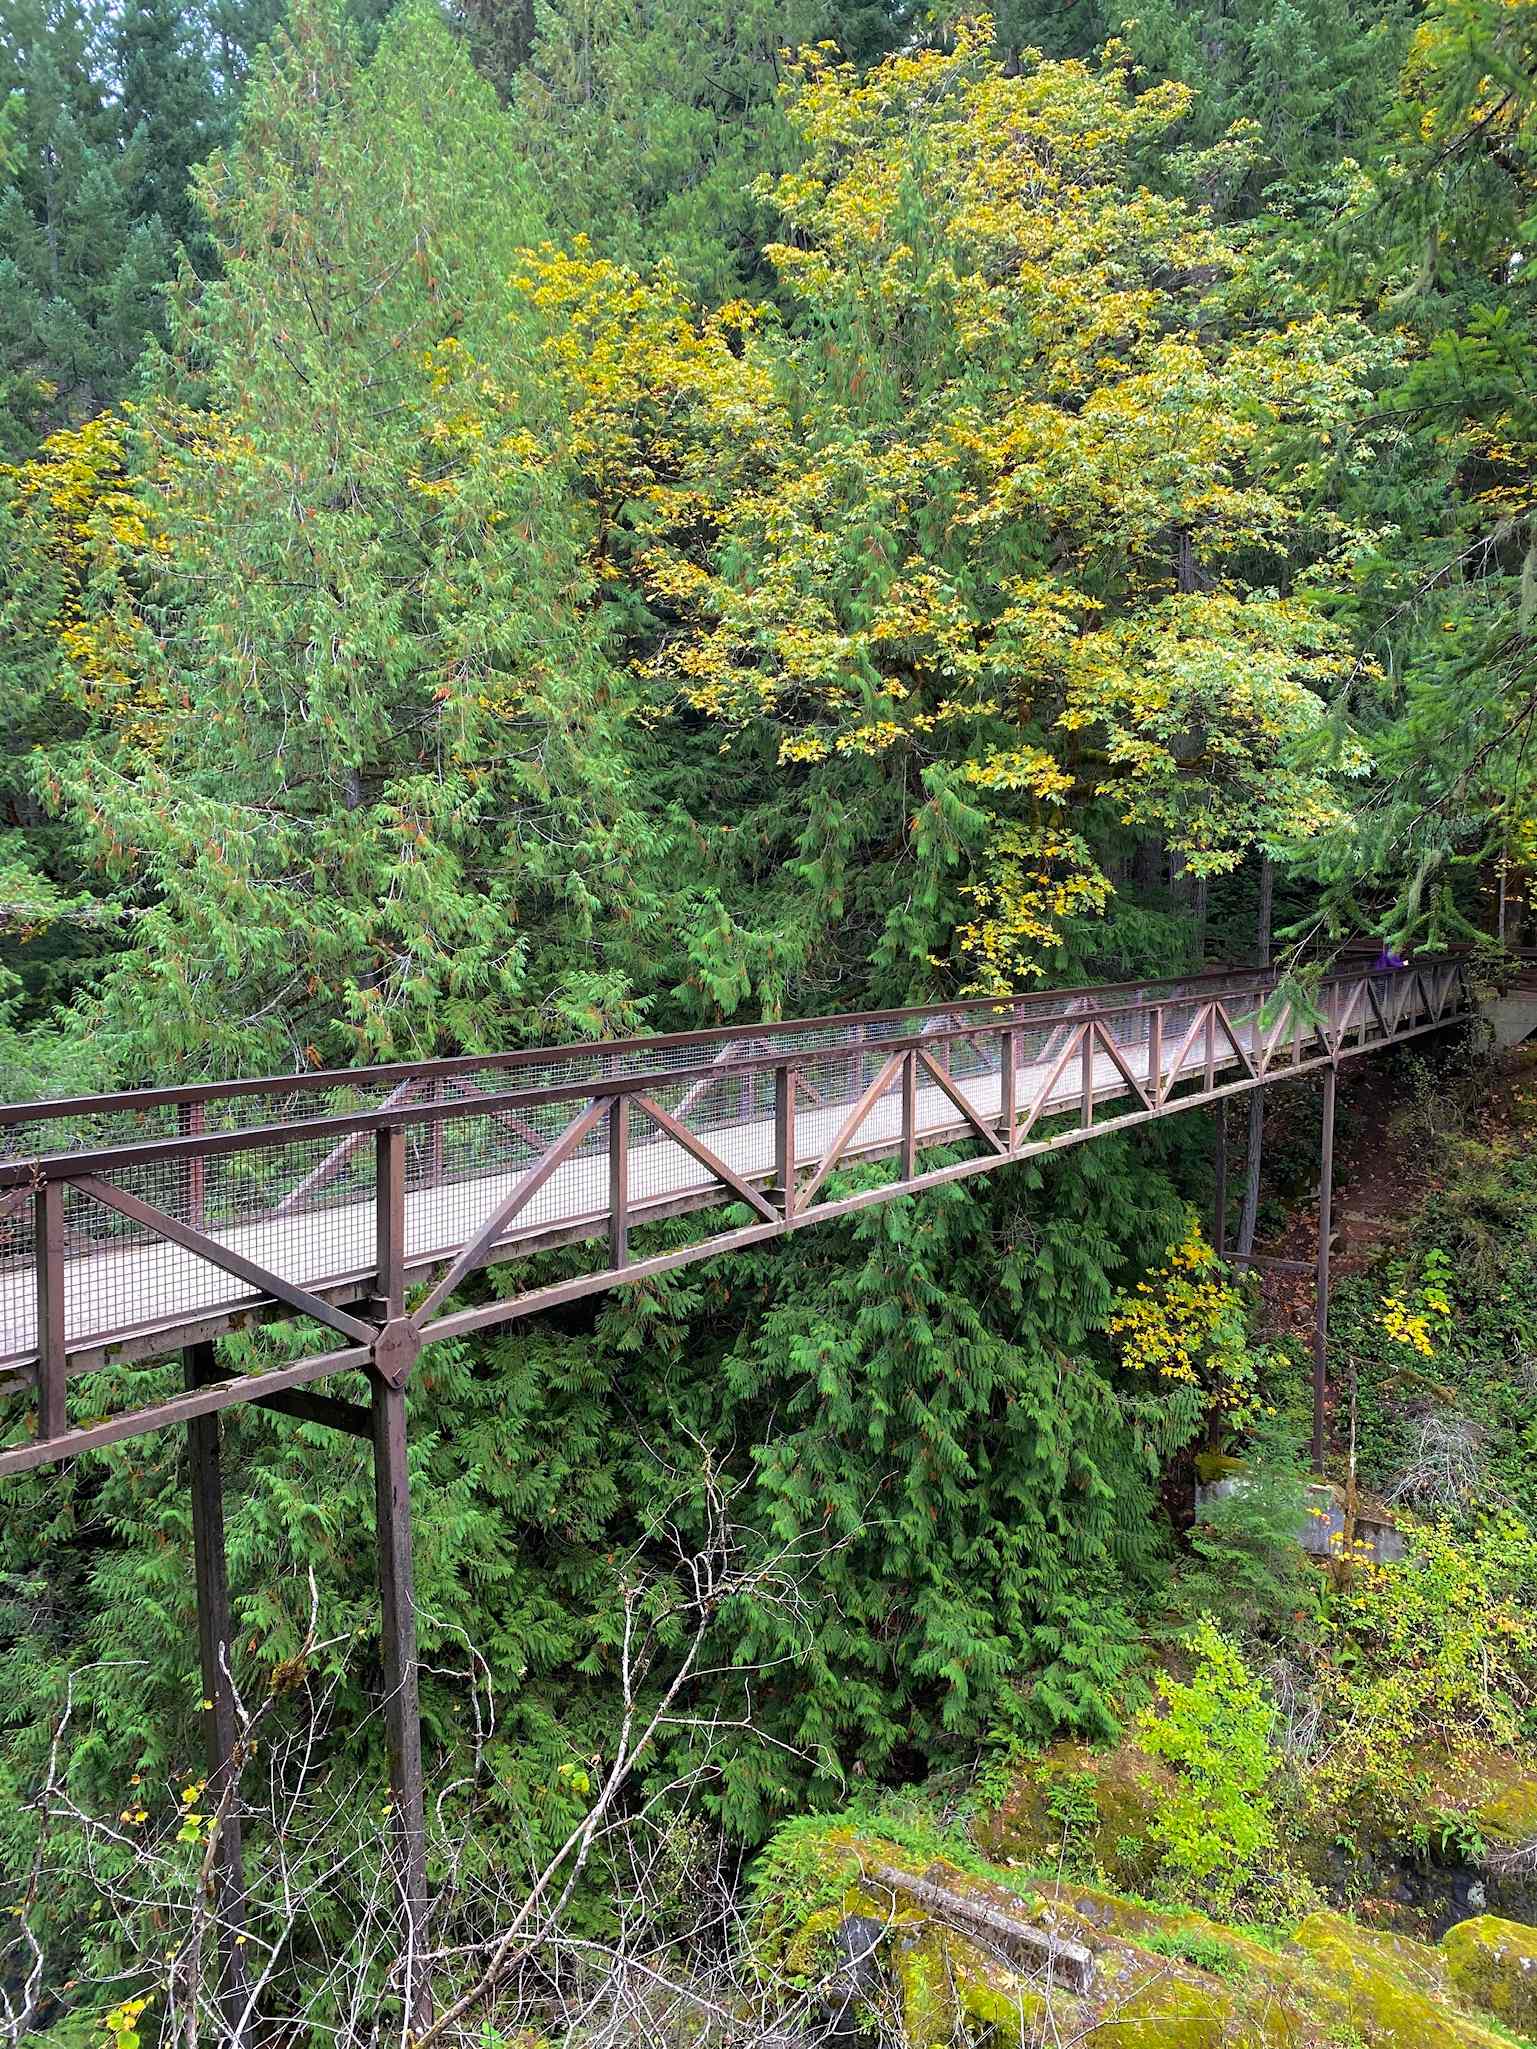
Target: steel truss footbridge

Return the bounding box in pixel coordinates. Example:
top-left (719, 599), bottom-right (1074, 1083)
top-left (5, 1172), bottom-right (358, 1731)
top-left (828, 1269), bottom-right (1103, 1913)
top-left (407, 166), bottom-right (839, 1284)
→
top-left (0, 954), bottom-right (1478, 2029)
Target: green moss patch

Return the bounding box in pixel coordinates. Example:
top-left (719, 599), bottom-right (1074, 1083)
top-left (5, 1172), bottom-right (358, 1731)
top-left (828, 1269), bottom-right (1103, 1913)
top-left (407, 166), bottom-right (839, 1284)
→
top-left (973, 1737), bottom-right (1174, 1886)
top-left (759, 1818), bottom-right (1537, 2047)
top-left (1443, 1915), bottom-right (1537, 2034)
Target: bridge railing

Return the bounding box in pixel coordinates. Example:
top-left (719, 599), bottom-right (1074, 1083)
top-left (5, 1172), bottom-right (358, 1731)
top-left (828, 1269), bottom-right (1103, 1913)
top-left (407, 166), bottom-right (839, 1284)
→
top-left (0, 960), bottom-right (1472, 1400)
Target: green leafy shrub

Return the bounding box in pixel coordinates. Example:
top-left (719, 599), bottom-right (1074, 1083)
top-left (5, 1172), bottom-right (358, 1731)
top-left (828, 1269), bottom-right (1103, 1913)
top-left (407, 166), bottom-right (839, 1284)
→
top-left (1303, 1514), bottom-right (1537, 1839)
top-left (1137, 1620), bottom-right (1280, 1905)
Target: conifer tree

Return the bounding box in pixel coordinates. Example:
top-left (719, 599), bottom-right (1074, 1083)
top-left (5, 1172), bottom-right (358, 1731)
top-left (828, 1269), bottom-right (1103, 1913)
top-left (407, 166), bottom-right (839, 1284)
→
top-left (56, 0), bottom-right (669, 1073)
top-left (114, 0), bottom-right (221, 257)
top-left (511, 0), bottom-right (832, 300)
top-left (1303, 0), bottom-right (1537, 944)
top-left (0, 0), bottom-right (171, 452)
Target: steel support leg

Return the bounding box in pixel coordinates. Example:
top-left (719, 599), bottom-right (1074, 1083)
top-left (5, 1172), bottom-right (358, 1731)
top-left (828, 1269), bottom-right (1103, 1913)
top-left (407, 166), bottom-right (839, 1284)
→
top-left (371, 1375), bottom-right (430, 2031)
top-left (1237, 1091), bottom-right (1265, 1259)
top-left (1313, 1067), bottom-right (1337, 1473)
top-left (1212, 1107), bottom-right (1228, 1258)
top-left (184, 1342), bottom-right (250, 2040)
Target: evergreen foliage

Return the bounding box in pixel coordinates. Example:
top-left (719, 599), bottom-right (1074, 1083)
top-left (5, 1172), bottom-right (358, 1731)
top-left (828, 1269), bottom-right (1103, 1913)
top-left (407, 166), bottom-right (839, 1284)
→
top-left (53, 0), bottom-right (676, 1072)
top-left (1, 0), bottom-right (1536, 2031)
top-left (0, 0), bottom-right (172, 455)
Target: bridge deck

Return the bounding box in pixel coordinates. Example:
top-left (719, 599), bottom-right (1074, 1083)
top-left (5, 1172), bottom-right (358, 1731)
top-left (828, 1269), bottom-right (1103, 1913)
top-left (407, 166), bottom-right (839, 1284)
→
top-left (0, 960), bottom-right (1472, 1418)
top-left (0, 1018), bottom-right (1230, 1369)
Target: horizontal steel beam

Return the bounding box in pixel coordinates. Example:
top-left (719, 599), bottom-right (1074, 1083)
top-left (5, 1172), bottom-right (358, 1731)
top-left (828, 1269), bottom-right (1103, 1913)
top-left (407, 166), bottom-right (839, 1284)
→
top-left (0, 1341), bottom-right (372, 1476)
top-left (0, 986), bottom-right (1294, 1185)
top-left (0, 962), bottom-right (1298, 1135)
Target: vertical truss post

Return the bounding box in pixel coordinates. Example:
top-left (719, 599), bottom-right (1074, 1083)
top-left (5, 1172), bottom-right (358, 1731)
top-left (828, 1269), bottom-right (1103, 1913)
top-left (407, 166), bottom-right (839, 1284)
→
top-left (1147, 1005), bottom-right (1163, 1109)
top-left (33, 1181), bottom-right (66, 1443)
top-left (998, 1026), bottom-right (1018, 1147)
top-left (376, 1124), bottom-right (406, 1314)
top-left (184, 1342), bottom-right (250, 2040)
top-left (1213, 1107), bottom-right (1228, 1259)
top-left (1312, 1064), bottom-right (1337, 1475)
top-left (902, 1050), bottom-right (918, 1178)
top-left (370, 1122), bottom-right (430, 2029)
top-left (609, 1093), bottom-right (630, 1269)
top-left (371, 1375), bottom-right (430, 2032)
top-left (772, 1066), bottom-right (797, 1218)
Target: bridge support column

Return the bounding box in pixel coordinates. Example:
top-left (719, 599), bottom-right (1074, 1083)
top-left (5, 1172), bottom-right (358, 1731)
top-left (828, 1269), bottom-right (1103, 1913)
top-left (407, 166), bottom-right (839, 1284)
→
top-left (184, 1342), bottom-right (251, 2041)
top-left (370, 1122), bottom-right (431, 2032)
top-left (371, 1374), bottom-right (431, 2032)
top-left (1312, 1066), bottom-right (1337, 1474)
top-left (1212, 1108), bottom-right (1228, 1258)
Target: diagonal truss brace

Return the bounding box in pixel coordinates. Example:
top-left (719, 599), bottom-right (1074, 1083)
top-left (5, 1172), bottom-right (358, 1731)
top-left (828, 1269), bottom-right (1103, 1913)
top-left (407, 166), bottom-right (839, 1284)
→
top-left (1089, 1019), bottom-right (1157, 1112)
top-left (631, 1093), bottom-right (781, 1223)
top-left (410, 1098), bottom-right (608, 1330)
top-left (797, 1052), bottom-right (906, 1210)
top-left (76, 1176), bottom-right (377, 1348)
top-left (915, 1049), bottom-right (1007, 1156)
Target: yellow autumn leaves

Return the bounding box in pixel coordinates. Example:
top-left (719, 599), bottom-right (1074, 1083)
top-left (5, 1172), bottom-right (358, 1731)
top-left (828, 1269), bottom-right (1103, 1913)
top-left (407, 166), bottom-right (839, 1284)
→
top-left (1109, 1220), bottom-right (1265, 1424)
top-left (491, 22), bottom-right (1384, 988)
top-left (10, 17), bottom-right (1392, 996)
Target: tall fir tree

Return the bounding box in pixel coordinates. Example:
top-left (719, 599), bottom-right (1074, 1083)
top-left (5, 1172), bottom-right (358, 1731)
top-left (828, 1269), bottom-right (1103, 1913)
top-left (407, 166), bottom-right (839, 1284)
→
top-left (51, 0), bottom-right (673, 1073)
top-left (114, 0), bottom-right (221, 258)
top-left (0, 0), bottom-right (172, 452)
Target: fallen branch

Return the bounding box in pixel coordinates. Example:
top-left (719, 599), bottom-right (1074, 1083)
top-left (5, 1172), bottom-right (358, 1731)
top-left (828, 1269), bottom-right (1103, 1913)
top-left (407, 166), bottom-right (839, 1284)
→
top-left (860, 1861), bottom-right (1096, 1995)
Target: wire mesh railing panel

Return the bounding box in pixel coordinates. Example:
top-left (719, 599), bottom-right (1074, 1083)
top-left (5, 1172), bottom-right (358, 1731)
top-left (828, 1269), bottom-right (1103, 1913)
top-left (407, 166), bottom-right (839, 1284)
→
top-left (658, 1089), bottom-right (777, 1190)
top-left (623, 1103), bottom-right (719, 1209)
top-left (1, 969), bottom-right (1307, 1168)
top-left (0, 965), bottom-right (1473, 1368)
top-left (0, 1195), bottom-right (36, 1361)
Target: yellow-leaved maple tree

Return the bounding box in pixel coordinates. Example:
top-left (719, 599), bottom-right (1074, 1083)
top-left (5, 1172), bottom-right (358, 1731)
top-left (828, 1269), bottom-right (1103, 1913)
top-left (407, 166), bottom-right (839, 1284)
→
top-left (494, 21), bottom-right (1389, 988)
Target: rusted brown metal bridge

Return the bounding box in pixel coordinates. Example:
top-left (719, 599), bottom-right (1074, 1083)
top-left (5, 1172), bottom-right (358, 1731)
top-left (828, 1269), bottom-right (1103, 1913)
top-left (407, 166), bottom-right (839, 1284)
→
top-left (0, 956), bottom-right (1476, 2028)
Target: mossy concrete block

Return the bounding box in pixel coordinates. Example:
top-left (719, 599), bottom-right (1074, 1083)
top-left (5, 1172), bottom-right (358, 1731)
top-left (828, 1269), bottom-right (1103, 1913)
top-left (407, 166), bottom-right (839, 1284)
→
top-left (1443, 1914), bottom-right (1537, 2031)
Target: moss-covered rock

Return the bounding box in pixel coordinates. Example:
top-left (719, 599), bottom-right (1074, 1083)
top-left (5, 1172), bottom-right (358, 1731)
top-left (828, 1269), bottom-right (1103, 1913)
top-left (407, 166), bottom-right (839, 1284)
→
top-left (1291, 1910), bottom-right (1511, 2046)
top-left (894, 1927), bottom-right (960, 2049)
top-left (892, 1925), bottom-right (1051, 2046)
top-left (1443, 1914), bottom-right (1537, 2032)
top-left (1098, 1967), bottom-right (1245, 2046)
top-left (1469, 1755), bottom-right (1537, 1848)
top-left (974, 1737), bottom-right (1174, 1887)
top-left (759, 1821), bottom-right (1532, 2048)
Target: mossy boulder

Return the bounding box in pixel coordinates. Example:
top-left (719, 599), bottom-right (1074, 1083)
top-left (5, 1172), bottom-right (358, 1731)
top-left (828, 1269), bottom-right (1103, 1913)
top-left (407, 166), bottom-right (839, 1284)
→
top-left (1443, 1914), bottom-right (1537, 2032)
top-left (974, 1737), bottom-right (1174, 1887)
top-left (1468, 1752), bottom-right (1537, 1848)
top-left (893, 1926), bottom-right (1047, 2047)
top-left (1290, 1911), bottom-right (1511, 2047)
top-left (1098, 1968), bottom-right (1246, 2047)
top-left (760, 1822), bottom-right (1533, 2048)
